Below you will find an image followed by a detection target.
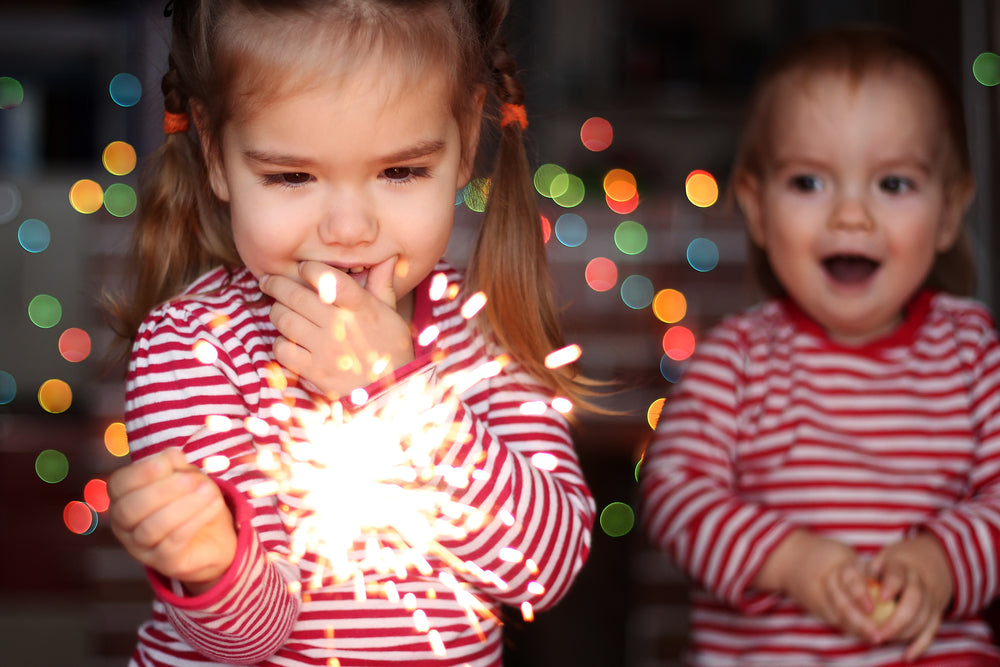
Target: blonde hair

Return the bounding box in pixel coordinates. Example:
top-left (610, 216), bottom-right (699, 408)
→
top-left (731, 25), bottom-right (976, 298)
top-left (107, 0), bottom-right (591, 404)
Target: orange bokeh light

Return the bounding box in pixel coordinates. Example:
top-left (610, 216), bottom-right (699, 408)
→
top-left (652, 289), bottom-right (687, 324)
top-left (603, 168), bottom-right (637, 203)
top-left (104, 421), bottom-right (129, 457)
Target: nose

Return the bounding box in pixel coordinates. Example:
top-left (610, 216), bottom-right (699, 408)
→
top-left (828, 189), bottom-right (874, 233)
top-left (318, 188), bottom-right (377, 246)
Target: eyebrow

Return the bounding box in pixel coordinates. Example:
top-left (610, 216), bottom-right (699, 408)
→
top-left (243, 140), bottom-right (448, 168)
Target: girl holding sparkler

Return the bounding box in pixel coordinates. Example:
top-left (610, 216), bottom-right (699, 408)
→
top-left (641, 27), bottom-right (1000, 665)
top-left (106, 1), bottom-right (595, 665)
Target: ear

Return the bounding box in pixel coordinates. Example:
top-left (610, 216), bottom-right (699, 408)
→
top-left (456, 85), bottom-right (487, 188)
top-left (734, 172), bottom-right (766, 247)
top-left (191, 101), bottom-right (231, 202)
top-left (936, 176), bottom-right (975, 252)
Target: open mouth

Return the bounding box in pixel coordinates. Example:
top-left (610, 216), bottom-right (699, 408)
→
top-left (821, 254), bottom-right (880, 285)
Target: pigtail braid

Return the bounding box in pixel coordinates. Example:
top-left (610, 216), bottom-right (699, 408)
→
top-left (466, 1), bottom-right (592, 405)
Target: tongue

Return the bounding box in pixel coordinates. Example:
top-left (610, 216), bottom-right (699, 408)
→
top-left (823, 256), bottom-right (879, 284)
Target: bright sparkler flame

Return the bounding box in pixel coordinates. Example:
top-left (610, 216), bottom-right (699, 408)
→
top-left (239, 354), bottom-right (558, 656)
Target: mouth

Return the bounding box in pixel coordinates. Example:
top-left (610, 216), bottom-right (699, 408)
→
top-left (821, 254), bottom-right (880, 285)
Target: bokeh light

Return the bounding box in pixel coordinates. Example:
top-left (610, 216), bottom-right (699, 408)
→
top-left (540, 214), bottom-right (551, 243)
top-left (973, 52), bottom-right (1000, 86)
top-left (63, 501), bottom-right (97, 535)
top-left (0, 182), bottom-right (21, 224)
top-left (662, 326), bottom-right (696, 361)
top-left (652, 288), bottom-right (687, 323)
top-left (58, 328), bottom-right (92, 363)
top-left (109, 72), bottom-right (142, 107)
top-left (102, 140), bottom-right (137, 176)
top-left (620, 274), bottom-right (654, 310)
top-left (104, 182), bottom-right (137, 217)
top-left (685, 169), bottom-right (719, 208)
top-left (606, 191), bottom-right (639, 215)
top-left (613, 220), bottom-right (648, 256)
top-left (38, 378), bottom-right (72, 413)
top-left (603, 168), bottom-right (637, 202)
top-left (533, 163), bottom-right (566, 198)
top-left (84, 478), bottom-right (110, 512)
top-left (647, 397), bottom-right (665, 430)
top-left (36, 449), bottom-right (69, 483)
top-left (104, 421), bottom-right (129, 457)
top-left (463, 177), bottom-right (490, 213)
top-left (554, 213), bottom-right (587, 248)
top-left (28, 294), bottom-right (62, 328)
top-left (69, 179), bottom-right (104, 214)
top-left (585, 257), bottom-right (618, 292)
top-left (580, 116), bottom-right (613, 152)
top-left (599, 502), bottom-right (635, 537)
top-left (660, 356), bottom-right (685, 383)
top-left (687, 237), bottom-right (719, 272)
top-left (17, 218), bottom-right (50, 253)
top-left (551, 173), bottom-right (585, 208)
top-left (0, 370), bottom-right (15, 404)
top-left (0, 76), bottom-right (24, 109)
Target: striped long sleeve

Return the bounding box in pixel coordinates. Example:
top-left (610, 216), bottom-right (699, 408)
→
top-left (640, 292), bottom-right (1000, 665)
top-left (124, 262), bottom-right (594, 667)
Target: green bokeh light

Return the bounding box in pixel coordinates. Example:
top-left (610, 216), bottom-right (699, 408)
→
top-left (104, 183), bottom-right (137, 217)
top-left (0, 76), bottom-right (24, 110)
top-left (599, 501), bottom-right (635, 537)
top-left (614, 220), bottom-right (648, 256)
top-left (973, 52), bottom-right (1000, 86)
top-left (552, 174), bottom-right (585, 208)
top-left (36, 449), bottom-right (69, 484)
top-left (533, 163), bottom-right (566, 198)
top-left (28, 294), bottom-right (62, 329)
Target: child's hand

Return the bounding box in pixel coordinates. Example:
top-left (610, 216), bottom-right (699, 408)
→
top-left (867, 533), bottom-right (953, 661)
top-left (108, 447), bottom-right (237, 595)
top-left (756, 529), bottom-right (880, 642)
top-left (260, 257), bottom-right (414, 398)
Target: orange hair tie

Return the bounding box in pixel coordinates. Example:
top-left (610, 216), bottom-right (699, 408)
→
top-left (163, 110), bottom-right (190, 134)
top-left (500, 103), bottom-right (528, 130)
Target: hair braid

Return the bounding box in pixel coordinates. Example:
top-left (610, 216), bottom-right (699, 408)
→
top-left (464, 1), bottom-right (600, 407)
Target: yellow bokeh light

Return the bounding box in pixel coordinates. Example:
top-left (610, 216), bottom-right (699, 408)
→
top-left (69, 179), bottom-right (104, 214)
top-left (102, 140), bottom-right (137, 176)
top-left (104, 421), bottom-right (129, 457)
top-left (685, 170), bottom-right (719, 208)
top-left (652, 289), bottom-right (687, 323)
top-left (38, 379), bottom-right (72, 414)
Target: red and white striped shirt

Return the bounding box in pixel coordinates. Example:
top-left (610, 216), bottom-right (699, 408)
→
top-left (641, 291), bottom-right (1000, 666)
top-left (124, 261), bottom-right (594, 667)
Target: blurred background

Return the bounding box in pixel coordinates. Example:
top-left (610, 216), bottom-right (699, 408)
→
top-left (0, 1), bottom-right (997, 665)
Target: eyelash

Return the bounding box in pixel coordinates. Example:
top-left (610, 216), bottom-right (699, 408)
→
top-left (259, 167), bottom-right (433, 190)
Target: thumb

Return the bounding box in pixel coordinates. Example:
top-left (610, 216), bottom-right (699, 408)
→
top-left (367, 255), bottom-right (398, 309)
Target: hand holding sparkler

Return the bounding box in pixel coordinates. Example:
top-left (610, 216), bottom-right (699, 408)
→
top-left (108, 447), bottom-right (238, 595)
top-left (261, 257), bottom-right (414, 398)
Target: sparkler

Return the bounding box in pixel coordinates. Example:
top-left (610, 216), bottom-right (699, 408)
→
top-left (196, 275), bottom-right (576, 657)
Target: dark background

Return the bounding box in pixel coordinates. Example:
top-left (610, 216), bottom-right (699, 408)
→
top-left (0, 1), bottom-right (997, 665)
